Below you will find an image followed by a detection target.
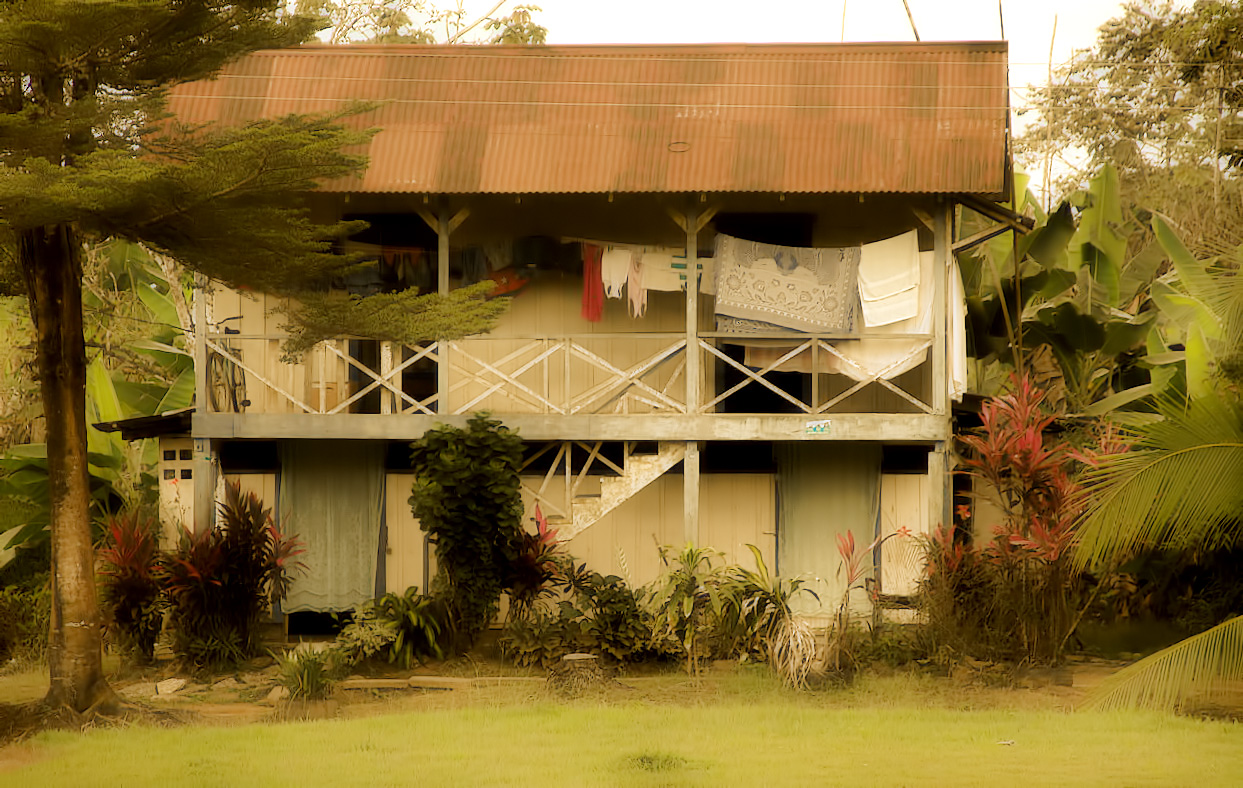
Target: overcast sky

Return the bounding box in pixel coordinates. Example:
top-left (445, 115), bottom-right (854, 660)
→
top-left (493, 0), bottom-right (1178, 112)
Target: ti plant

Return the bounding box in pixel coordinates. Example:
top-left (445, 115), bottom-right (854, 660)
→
top-left (826, 526), bottom-right (911, 673)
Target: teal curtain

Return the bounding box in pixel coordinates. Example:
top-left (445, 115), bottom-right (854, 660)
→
top-left (776, 443), bottom-right (881, 617)
top-left (280, 441), bottom-right (385, 613)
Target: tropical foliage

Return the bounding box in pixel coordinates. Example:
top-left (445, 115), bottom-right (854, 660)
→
top-left (409, 414), bottom-right (525, 648)
top-left (1074, 238), bottom-right (1243, 709)
top-left (96, 510), bottom-right (165, 664)
top-left (163, 482), bottom-right (304, 671)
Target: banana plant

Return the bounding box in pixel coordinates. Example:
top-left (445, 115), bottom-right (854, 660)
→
top-left (1, 242), bottom-right (193, 563)
top-left (959, 165), bottom-right (1208, 415)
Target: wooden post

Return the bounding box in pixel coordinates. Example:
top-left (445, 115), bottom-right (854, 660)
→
top-left (680, 201), bottom-right (706, 545)
top-left (192, 437), bottom-right (215, 533)
top-left (191, 275), bottom-right (214, 532)
top-left (418, 201), bottom-right (469, 414)
top-left (685, 204), bottom-right (700, 414)
top-left (931, 200), bottom-right (949, 417)
top-left (684, 440), bottom-right (700, 544)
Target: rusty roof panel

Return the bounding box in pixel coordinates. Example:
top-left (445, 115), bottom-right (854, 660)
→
top-left (167, 42), bottom-right (1008, 194)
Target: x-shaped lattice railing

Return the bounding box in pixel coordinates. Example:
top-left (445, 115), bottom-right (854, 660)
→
top-left (567, 339), bottom-right (687, 415)
top-left (700, 336), bottom-right (934, 414)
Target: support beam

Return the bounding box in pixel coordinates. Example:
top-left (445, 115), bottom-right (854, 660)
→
top-left (932, 200), bottom-right (950, 417)
top-left (192, 437), bottom-right (215, 533)
top-left (417, 202), bottom-right (470, 409)
top-left (684, 440), bottom-right (700, 543)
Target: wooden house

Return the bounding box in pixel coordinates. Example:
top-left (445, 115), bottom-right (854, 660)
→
top-left (141, 42), bottom-right (1013, 619)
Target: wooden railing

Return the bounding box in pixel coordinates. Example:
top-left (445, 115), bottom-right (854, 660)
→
top-left (200, 330), bottom-right (936, 417)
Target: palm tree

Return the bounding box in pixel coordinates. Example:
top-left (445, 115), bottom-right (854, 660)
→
top-left (1074, 225), bottom-right (1243, 710)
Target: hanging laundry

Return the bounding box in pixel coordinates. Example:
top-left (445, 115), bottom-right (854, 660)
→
top-left (639, 250), bottom-right (684, 292)
top-left (858, 230), bottom-right (920, 327)
top-left (601, 248), bottom-right (630, 298)
top-left (950, 257), bottom-right (968, 402)
top-left (627, 250), bottom-right (646, 317)
top-left (581, 244), bottom-right (604, 322)
top-left (714, 234), bottom-right (859, 333)
top-left (486, 267), bottom-right (529, 298)
top-left (460, 247), bottom-right (488, 285)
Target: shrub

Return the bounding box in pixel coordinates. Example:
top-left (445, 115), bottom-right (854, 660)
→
top-left (409, 414), bottom-right (525, 649)
top-left (643, 544), bottom-right (738, 675)
top-left (500, 556), bottom-right (650, 668)
top-left (333, 605), bottom-right (400, 667)
top-left (372, 587), bottom-right (447, 669)
top-left (97, 510), bottom-right (164, 664)
top-left (276, 644), bottom-right (339, 700)
top-left (163, 482), bottom-right (303, 671)
top-left (0, 578), bottom-right (49, 667)
top-left (722, 545), bottom-right (819, 687)
top-left (921, 374), bottom-right (1089, 665)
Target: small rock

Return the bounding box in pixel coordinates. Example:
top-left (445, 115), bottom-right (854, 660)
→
top-left (266, 685), bottom-right (289, 704)
top-left (119, 682), bottom-right (158, 700)
top-left (156, 678), bottom-right (186, 696)
top-left (212, 677), bottom-right (242, 690)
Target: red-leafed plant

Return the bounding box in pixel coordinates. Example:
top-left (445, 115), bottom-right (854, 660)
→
top-left (507, 504), bottom-right (562, 622)
top-left (97, 510), bottom-right (164, 664)
top-left (164, 482), bottom-right (304, 671)
top-left (925, 373), bottom-right (1090, 664)
top-left (826, 526), bottom-right (911, 673)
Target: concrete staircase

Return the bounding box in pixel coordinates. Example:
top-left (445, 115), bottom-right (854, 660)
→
top-left (566, 441), bottom-right (685, 539)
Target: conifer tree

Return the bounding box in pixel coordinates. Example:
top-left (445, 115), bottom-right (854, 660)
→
top-left (0, 1), bottom-right (499, 713)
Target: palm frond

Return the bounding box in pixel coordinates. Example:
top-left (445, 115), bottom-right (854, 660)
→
top-left (1086, 615), bottom-right (1243, 711)
top-left (1074, 395), bottom-right (1243, 567)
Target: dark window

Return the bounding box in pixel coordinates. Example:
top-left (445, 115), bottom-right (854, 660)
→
top-left (163, 469), bottom-right (175, 480)
top-left (179, 449), bottom-right (193, 461)
top-left (180, 469), bottom-right (193, 480)
top-left (163, 450), bottom-right (176, 461)
top-left (881, 445), bottom-right (930, 474)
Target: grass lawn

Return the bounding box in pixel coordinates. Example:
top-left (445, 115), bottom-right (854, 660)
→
top-left (1, 672), bottom-right (1240, 787)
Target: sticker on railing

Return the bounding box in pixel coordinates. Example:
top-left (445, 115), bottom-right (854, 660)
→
top-left (804, 419), bottom-right (832, 435)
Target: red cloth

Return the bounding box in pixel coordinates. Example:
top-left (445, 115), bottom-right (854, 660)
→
top-left (581, 243), bottom-right (604, 321)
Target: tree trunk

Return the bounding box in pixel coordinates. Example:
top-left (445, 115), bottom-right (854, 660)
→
top-left (17, 224), bottom-right (117, 714)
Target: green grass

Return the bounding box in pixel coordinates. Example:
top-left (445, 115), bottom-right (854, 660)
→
top-left (2, 675), bottom-right (1241, 787)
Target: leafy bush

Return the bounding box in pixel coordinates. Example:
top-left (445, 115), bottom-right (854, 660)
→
top-left (643, 544), bottom-right (738, 674)
top-left (501, 558), bottom-right (650, 668)
top-left (372, 587), bottom-right (447, 669)
top-left (921, 375), bottom-right (1089, 665)
top-left (164, 482), bottom-right (303, 671)
top-left (721, 545), bottom-right (819, 687)
top-left (333, 605), bottom-right (400, 667)
top-left (97, 510), bottom-right (164, 664)
top-left (409, 414), bottom-right (525, 649)
top-left (0, 578), bottom-right (49, 667)
top-left (276, 644), bottom-right (339, 700)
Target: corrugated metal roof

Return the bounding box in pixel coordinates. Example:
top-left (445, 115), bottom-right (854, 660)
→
top-left (167, 42), bottom-right (1008, 195)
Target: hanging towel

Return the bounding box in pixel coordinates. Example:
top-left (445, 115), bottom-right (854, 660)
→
top-left (601, 248), bottom-right (630, 299)
top-left (627, 251), bottom-right (646, 317)
top-left (858, 230), bottom-right (920, 327)
top-left (640, 250), bottom-right (684, 291)
top-left (581, 244), bottom-right (604, 322)
top-left (745, 251), bottom-right (936, 379)
top-left (714, 234), bottom-right (859, 333)
top-left (950, 257), bottom-right (968, 402)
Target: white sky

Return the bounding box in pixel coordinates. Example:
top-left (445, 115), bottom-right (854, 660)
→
top-left (462, 0), bottom-right (1184, 116)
